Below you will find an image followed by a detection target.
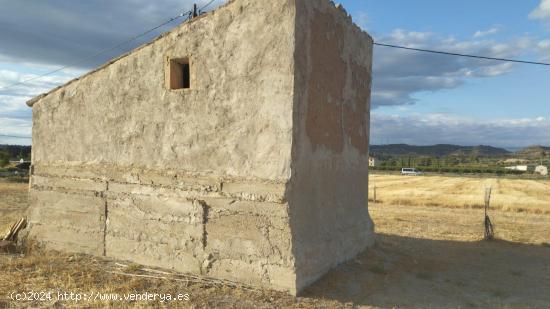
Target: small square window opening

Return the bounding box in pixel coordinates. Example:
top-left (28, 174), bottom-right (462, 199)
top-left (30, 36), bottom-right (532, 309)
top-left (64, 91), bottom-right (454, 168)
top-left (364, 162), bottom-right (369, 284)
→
top-left (168, 58), bottom-right (191, 90)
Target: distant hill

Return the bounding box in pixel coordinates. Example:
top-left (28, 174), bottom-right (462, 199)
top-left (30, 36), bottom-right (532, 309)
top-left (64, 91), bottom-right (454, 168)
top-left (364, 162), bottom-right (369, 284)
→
top-left (513, 146), bottom-right (550, 159)
top-left (370, 144), bottom-right (510, 157)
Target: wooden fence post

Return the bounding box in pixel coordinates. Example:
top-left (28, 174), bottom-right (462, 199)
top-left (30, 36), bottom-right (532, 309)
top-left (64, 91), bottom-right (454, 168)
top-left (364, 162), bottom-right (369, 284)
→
top-left (484, 186), bottom-right (494, 240)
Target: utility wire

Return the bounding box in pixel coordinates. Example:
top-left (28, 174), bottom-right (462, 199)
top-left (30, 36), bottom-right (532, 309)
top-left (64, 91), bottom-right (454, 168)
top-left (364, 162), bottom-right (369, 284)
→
top-left (374, 42), bottom-right (550, 66)
top-left (2, 3), bottom-right (548, 93)
top-left (0, 10), bottom-right (192, 92)
top-left (199, 0), bottom-right (218, 13)
top-left (0, 134), bottom-right (31, 139)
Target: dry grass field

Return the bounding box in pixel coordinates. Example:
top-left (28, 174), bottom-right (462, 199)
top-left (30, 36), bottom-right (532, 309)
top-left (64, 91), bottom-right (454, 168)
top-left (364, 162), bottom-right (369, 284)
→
top-left (369, 174), bottom-right (550, 214)
top-left (1, 177), bottom-right (549, 308)
top-left (0, 181), bottom-right (28, 236)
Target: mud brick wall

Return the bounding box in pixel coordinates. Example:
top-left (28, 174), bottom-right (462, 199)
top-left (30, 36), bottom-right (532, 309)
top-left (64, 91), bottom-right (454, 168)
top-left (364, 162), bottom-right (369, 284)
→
top-left (28, 164), bottom-right (295, 291)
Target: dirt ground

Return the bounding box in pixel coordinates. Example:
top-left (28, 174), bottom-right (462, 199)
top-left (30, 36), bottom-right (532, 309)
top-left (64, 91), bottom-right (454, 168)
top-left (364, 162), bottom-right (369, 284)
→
top-left (1, 179), bottom-right (550, 308)
top-left (305, 203), bottom-right (550, 308)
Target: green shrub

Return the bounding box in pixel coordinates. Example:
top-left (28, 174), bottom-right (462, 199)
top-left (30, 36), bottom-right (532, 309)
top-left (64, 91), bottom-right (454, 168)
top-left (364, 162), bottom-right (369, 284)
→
top-left (0, 152), bottom-right (9, 167)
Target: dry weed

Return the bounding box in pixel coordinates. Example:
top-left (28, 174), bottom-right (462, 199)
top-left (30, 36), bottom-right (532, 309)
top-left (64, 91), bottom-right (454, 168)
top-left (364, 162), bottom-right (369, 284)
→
top-left (369, 174), bottom-right (550, 214)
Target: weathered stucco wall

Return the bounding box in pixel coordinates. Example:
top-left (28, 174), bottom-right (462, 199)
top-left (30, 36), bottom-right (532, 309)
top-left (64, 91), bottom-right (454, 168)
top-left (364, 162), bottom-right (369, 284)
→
top-left (30, 0), bottom-right (295, 181)
top-left (26, 0), bottom-right (374, 295)
top-left (289, 0), bottom-right (375, 291)
top-left (28, 0), bottom-right (298, 293)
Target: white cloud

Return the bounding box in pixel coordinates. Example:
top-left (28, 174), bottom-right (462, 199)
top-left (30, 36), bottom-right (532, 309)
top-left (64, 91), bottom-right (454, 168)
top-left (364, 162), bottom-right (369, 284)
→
top-left (0, 117), bottom-right (32, 144)
top-left (530, 0), bottom-right (550, 20)
top-left (473, 27), bottom-right (500, 38)
top-left (0, 67), bottom-right (77, 145)
top-left (371, 113), bottom-right (550, 147)
top-left (0, 0), bottom-right (226, 68)
top-left (537, 39), bottom-right (550, 60)
top-left (372, 29), bottom-right (534, 107)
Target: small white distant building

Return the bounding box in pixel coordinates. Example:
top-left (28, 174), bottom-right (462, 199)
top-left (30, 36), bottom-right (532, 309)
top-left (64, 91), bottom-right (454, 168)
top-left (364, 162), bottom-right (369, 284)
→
top-left (369, 156), bottom-right (378, 167)
top-left (505, 165), bottom-right (528, 171)
top-left (9, 159), bottom-right (30, 164)
top-left (535, 165), bottom-right (548, 176)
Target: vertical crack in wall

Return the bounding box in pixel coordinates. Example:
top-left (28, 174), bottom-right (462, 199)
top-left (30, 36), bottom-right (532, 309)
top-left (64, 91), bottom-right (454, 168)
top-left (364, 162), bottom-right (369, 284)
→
top-left (102, 181), bottom-right (109, 257)
top-left (199, 200), bottom-right (209, 250)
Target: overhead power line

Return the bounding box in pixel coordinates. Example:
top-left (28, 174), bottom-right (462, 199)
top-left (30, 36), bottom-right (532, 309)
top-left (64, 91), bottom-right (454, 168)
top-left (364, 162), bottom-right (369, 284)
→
top-left (199, 0), bottom-right (218, 13)
top-left (1, 3), bottom-right (548, 94)
top-left (0, 9), bottom-right (193, 92)
top-left (373, 42), bottom-right (550, 66)
top-left (0, 134), bottom-right (32, 139)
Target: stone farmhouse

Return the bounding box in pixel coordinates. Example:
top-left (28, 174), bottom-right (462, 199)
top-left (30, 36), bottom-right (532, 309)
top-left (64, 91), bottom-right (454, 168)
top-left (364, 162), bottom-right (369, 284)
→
top-left (25, 0), bottom-right (374, 294)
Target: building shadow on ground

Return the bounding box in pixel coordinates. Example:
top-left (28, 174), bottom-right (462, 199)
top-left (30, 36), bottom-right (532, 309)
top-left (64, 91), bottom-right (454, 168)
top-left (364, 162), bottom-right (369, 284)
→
top-left (302, 234), bottom-right (550, 308)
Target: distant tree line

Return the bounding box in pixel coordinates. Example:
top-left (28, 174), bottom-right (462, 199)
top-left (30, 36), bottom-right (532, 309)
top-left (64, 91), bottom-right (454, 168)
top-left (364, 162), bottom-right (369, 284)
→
top-left (0, 145), bottom-right (31, 167)
top-left (370, 165), bottom-right (525, 175)
top-left (370, 154), bottom-right (546, 176)
top-left (375, 155), bottom-right (503, 167)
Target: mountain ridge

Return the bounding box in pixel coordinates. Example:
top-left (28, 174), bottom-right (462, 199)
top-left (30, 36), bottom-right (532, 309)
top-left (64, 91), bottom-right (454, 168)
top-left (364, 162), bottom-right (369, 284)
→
top-left (370, 144), bottom-right (511, 157)
top-left (513, 145), bottom-right (550, 159)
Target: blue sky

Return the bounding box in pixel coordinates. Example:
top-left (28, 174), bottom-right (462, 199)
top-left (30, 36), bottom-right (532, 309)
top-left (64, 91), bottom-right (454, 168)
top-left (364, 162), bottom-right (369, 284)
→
top-left (0, 0), bottom-right (549, 148)
top-left (357, 0), bottom-right (550, 119)
top-left (352, 0), bottom-right (550, 147)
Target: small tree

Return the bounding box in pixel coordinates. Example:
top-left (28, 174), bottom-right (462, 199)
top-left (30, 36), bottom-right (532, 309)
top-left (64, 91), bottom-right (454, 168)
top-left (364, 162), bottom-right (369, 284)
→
top-left (0, 151), bottom-right (9, 167)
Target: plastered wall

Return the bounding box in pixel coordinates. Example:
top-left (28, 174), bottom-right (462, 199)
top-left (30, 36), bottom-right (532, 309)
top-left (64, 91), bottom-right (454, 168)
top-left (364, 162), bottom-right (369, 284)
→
top-left (30, 0), bottom-right (295, 182)
top-left (27, 0), bottom-right (298, 293)
top-left (289, 0), bottom-right (375, 291)
top-left (26, 0), bottom-right (374, 295)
